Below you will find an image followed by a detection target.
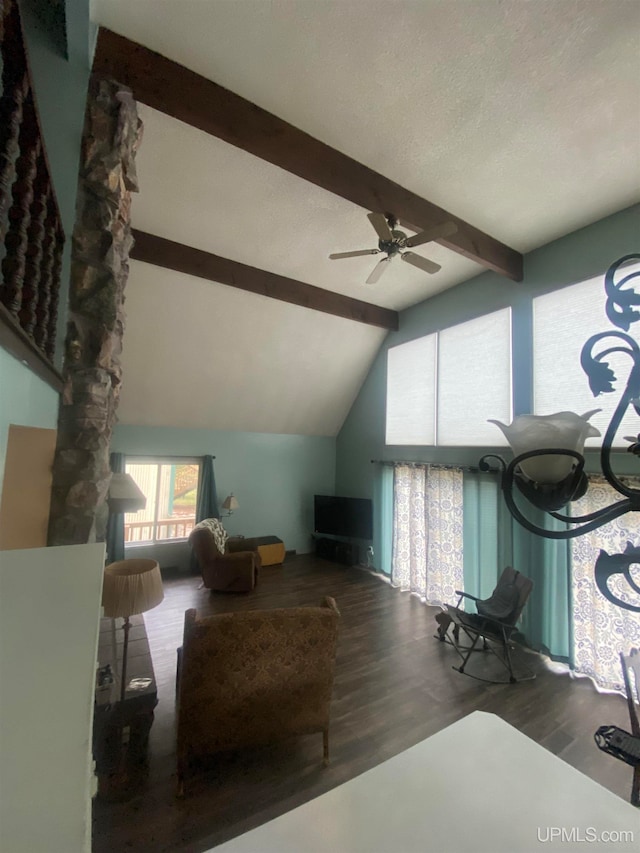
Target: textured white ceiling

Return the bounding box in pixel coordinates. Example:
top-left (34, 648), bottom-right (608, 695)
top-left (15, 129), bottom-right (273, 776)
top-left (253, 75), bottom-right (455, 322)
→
top-left (118, 262), bottom-right (387, 435)
top-left (132, 104), bottom-right (481, 312)
top-left (90, 0), bottom-right (640, 436)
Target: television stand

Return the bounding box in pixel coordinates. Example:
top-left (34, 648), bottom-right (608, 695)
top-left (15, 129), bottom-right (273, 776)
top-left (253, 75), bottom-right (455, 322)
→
top-left (315, 537), bottom-right (357, 566)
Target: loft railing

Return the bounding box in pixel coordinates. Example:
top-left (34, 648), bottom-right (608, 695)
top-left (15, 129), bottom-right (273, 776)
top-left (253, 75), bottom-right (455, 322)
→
top-left (0, 0), bottom-right (64, 386)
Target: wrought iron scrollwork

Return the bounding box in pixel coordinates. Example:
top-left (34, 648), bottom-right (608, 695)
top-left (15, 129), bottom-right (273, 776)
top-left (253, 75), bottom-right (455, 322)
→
top-left (480, 255), bottom-right (640, 611)
top-left (594, 543), bottom-right (640, 613)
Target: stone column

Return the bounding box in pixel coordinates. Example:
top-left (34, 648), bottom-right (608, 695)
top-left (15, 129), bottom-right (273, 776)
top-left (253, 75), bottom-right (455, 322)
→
top-left (48, 77), bottom-right (143, 547)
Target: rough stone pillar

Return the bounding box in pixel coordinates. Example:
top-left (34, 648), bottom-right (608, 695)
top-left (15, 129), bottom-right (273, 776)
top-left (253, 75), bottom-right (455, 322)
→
top-left (48, 77), bottom-right (143, 547)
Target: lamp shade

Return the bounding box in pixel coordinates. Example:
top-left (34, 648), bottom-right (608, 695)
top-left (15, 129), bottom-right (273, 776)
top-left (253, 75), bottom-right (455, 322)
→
top-left (107, 472), bottom-right (147, 514)
top-left (222, 494), bottom-right (239, 512)
top-left (102, 559), bottom-right (164, 619)
top-left (488, 410), bottom-right (601, 483)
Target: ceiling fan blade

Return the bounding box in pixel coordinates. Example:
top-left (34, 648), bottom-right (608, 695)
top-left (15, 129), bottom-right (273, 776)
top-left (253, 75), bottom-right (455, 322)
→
top-left (366, 257), bottom-right (391, 284)
top-left (329, 249), bottom-right (380, 260)
top-left (405, 220), bottom-right (458, 249)
top-left (401, 251), bottom-right (441, 275)
top-left (367, 212), bottom-right (393, 241)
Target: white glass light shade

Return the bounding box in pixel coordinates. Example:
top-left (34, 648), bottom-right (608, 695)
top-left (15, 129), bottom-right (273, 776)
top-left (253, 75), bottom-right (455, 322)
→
top-left (102, 559), bottom-right (164, 619)
top-left (222, 494), bottom-right (239, 512)
top-left (488, 410), bottom-right (601, 483)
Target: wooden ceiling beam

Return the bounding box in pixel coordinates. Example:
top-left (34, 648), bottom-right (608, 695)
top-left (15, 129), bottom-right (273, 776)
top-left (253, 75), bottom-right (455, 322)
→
top-left (130, 230), bottom-right (399, 331)
top-left (93, 29), bottom-right (523, 282)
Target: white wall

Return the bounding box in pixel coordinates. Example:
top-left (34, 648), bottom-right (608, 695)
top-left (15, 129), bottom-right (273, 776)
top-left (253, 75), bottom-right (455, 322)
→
top-left (0, 543), bottom-right (105, 853)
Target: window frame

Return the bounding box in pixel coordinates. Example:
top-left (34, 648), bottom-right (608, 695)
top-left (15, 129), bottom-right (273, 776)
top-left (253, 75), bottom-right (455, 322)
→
top-left (385, 307), bottom-right (512, 448)
top-left (124, 456), bottom-right (201, 547)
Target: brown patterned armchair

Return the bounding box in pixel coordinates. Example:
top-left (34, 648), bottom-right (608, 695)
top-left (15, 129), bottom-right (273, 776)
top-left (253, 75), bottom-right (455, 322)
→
top-left (189, 518), bottom-right (260, 592)
top-left (176, 597), bottom-right (340, 795)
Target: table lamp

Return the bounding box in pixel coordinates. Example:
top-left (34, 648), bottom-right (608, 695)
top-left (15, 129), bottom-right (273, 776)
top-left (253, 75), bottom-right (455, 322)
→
top-left (102, 559), bottom-right (164, 702)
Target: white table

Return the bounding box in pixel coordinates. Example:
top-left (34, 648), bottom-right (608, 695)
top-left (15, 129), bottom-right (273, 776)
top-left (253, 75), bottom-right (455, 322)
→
top-left (211, 711), bottom-right (640, 853)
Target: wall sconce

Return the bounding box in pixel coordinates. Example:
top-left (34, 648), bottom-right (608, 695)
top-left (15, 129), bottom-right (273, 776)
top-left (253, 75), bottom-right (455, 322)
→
top-left (480, 255), bottom-right (640, 612)
top-left (222, 494), bottom-right (239, 516)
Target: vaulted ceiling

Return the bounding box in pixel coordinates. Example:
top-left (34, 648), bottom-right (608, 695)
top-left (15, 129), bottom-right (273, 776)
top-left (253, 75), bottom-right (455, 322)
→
top-left (90, 0), bottom-right (640, 437)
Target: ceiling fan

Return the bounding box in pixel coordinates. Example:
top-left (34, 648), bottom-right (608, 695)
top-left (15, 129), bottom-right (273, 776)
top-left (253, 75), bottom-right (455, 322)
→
top-left (329, 213), bottom-right (457, 284)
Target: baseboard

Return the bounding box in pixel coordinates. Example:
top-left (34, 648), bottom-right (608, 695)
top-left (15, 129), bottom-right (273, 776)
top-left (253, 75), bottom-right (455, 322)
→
top-left (285, 549), bottom-right (296, 557)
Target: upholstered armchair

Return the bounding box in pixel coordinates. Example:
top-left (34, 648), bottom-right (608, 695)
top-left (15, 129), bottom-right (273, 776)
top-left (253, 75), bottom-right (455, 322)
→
top-left (176, 597), bottom-right (341, 795)
top-left (188, 518), bottom-right (260, 592)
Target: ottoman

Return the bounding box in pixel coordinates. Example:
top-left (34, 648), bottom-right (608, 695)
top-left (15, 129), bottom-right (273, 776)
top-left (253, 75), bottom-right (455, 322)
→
top-left (253, 535), bottom-right (285, 566)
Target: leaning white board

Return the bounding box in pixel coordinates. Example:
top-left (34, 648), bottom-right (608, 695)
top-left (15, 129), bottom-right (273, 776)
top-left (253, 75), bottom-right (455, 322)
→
top-left (0, 543), bottom-right (105, 853)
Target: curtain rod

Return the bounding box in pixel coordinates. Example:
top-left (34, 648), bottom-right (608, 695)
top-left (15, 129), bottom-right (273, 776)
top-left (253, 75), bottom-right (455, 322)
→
top-left (370, 459), bottom-right (496, 474)
top-left (124, 454), bottom-right (216, 461)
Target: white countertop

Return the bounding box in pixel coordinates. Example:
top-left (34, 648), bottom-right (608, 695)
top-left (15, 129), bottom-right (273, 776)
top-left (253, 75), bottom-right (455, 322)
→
top-left (210, 710), bottom-right (640, 853)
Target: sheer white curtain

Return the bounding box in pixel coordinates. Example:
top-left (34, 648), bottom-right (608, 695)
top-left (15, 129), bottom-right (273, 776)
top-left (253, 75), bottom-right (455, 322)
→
top-left (571, 477), bottom-right (640, 691)
top-left (391, 464), bottom-right (463, 606)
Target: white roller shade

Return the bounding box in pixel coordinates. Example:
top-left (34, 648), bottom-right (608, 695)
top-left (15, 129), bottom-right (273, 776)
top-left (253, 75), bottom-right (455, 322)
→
top-left (386, 333), bottom-right (437, 445)
top-left (437, 308), bottom-right (512, 446)
top-left (533, 266), bottom-right (640, 448)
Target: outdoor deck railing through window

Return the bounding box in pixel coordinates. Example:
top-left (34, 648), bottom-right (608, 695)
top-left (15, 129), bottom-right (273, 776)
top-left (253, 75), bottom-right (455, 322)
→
top-left (0, 0), bottom-right (64, 366)
top-left (124, 516), bottom-right (197, 544)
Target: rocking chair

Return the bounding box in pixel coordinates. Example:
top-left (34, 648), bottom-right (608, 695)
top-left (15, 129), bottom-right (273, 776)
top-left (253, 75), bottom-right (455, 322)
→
top-left (435, 566), bottom-right (534, 684)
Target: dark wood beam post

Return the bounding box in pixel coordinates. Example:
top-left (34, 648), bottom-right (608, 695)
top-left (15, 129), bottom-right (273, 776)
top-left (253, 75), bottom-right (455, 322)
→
top-left (92, 28), bottom-right (523, 283)
top-left (130, 230), bottom-right (399, 331)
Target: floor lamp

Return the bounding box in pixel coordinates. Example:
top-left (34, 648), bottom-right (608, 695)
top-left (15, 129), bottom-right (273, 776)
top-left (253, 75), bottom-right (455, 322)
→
top-left (102, 559), bottom-right (164, 703)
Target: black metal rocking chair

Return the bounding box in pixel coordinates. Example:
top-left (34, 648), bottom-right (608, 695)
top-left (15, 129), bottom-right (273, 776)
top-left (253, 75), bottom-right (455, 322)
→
top-left (435, 566), bottom-right (535, 684)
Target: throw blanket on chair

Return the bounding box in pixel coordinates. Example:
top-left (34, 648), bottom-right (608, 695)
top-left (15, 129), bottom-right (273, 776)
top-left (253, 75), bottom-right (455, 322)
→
top-left (193, 517), bottom-right (228, 554)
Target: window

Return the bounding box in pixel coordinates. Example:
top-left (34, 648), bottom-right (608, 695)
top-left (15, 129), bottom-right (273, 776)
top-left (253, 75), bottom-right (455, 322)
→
top-left (386, 334), bottom-right (437, 445)
top-left (385, 308), bottom-right (512, 446)
top-left (437, 309), bottom-right (512, 445)
top-left (124, 461), bottom-right (200, 544)
top-left (533, 265), bottom-right (640, 448)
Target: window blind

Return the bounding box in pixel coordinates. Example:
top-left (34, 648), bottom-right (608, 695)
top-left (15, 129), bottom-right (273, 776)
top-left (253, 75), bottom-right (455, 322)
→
top-left (386, 333), bottom-right (436, 445)
top-left (385, 308), bottom-right (512, 447)
top-left (437, 308), bottom-right (512, 446)
top-left (533, 268), bottom-right (640, 448)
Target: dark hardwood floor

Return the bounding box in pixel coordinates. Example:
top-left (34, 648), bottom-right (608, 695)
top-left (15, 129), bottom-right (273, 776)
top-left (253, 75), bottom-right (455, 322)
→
top-left (92, 554), bottom-right (635, 853)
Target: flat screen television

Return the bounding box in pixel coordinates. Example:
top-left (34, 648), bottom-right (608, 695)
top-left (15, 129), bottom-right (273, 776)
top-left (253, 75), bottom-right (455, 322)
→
top-left (314, 495), bottom-right (373, 540)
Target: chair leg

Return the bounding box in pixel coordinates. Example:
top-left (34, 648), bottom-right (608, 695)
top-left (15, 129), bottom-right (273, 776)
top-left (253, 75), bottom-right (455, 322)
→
top-left (456, 632), bottom-right (482, 673)
top-left (176, 754), bottom-right (187, 798)
top-left (435, 611), bottom-right (450, 641)
top-left (502, 633), bottom-right (517, 683)
top-left (323, 729), bottom-right (330, 766)
top-left (632, 765), bottom-right (640, 807)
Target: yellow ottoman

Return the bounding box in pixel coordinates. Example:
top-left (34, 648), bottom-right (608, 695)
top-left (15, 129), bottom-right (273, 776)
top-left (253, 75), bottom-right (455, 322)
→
top-left (254, 536), bottom-right (285, 566)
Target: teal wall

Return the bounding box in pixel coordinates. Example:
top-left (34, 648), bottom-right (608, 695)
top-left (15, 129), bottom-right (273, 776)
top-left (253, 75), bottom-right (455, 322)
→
top-left (0, 3), bottom-right (91, 501)
top-left (335, 204), bottom-right (640, 568)
top-left (0, 348), bottom-right (59, 504)
top-left (112, 425), bottom-right (336, 566)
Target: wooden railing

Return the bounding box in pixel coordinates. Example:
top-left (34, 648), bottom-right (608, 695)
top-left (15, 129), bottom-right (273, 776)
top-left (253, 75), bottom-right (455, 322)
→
top-left (125, 516), bottom-right (197, 544)
top-left (0, 0), bottom-right (64, 384)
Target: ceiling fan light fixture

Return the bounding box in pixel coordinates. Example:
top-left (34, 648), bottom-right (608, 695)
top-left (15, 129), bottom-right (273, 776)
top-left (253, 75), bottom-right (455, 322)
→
top-left (329, 211), bottom-right (451, 283)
